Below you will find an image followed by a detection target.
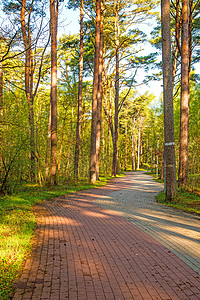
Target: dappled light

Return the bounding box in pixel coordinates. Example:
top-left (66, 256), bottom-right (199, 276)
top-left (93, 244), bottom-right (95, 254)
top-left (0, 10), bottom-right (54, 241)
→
top-left (82, 211), bottom-right (110, 218)
top-left (12, 172), bottom-right (200, 299)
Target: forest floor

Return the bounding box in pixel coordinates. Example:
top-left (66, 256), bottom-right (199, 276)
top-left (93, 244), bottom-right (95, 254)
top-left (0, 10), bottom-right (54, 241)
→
top-left (12, 171), bottom-right (200, 300)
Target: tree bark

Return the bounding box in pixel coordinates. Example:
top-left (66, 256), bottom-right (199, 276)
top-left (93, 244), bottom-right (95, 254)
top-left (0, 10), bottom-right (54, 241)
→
top-left (0, 47), bottom-right (3, 181)
top-left (112, 3), bottom-right (120, 177)
top-left (188, 0), bottom-right (193, 84)
top-left (50, 0), bottom-right (58, 185)
top-left (74, 0), bottom-right (84, 180)
top-left (0, 47), bottom-right (3, 110)
top-left (125, 118), bottom-right (127, 171)
top-left (161, 0), bottom-right (177, 200)
top-left (172, 0), bottom-right (180, 89)
top-left (21, 0), bottom-right (36, 182)
top-left (90, 0), bottom-right (101, 183)
top-left (131, 119), bottom-right (136, 171)
top-left (178, 0), bottom-right (189, 187)
top-left (137, 123), bottom-right (141, 170)
top-left (96, 3), bottom-right (104, 181)
top-left (45, 105), bottom-right (51, 180)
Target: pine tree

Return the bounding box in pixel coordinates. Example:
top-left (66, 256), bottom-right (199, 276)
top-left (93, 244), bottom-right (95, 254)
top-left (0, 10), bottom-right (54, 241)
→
top-left (161, 0), bottom-right (177, 200)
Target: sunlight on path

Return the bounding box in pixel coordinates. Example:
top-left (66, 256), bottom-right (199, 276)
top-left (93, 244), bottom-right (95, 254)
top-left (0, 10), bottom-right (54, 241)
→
top-left (93, 172), bottom-right (200, 275)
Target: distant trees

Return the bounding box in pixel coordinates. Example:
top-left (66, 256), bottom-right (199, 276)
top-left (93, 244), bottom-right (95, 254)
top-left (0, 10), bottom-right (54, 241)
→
top-left (0, 0), bottom-right (199, 194)
top-left (0, 0), bottom-right (50, 189)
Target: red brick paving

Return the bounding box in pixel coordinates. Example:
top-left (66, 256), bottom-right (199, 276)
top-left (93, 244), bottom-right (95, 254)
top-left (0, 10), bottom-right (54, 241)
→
top-left (13, 177), bottom-right (200, 299)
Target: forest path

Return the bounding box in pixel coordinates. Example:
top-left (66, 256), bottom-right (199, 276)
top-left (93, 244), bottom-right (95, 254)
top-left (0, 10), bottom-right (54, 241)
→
top-left (93, 172), bottom-right (200, 275)
top-left (13, 172), bottom-right (200, 300)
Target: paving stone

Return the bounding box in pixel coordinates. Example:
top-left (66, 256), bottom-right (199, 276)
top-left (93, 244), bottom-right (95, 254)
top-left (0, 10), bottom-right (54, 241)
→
top-left (13, 172), bottom-right (200, 299)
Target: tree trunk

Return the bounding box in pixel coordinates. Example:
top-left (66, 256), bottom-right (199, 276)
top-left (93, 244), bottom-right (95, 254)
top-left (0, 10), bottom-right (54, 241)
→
top-left (146, 135), bottom-right (149, 173)
top-left (188, 0), bottom-right (193, 84)
top-left (74, 0), bottom-right (84, 180)
top-left (0, 48), bottom-right (3, 109)
top-left (137, 124), bottom-right (140, 170)
top-left (50, 0), bottom-right (58, 185)
top-left (0, 47), bottom-right (3, 181)
top-left (21, 0), bottom-right (36, 182)
top-left (178, 0), bottom-right (189, 187)
top-left (96, 3), bottom-right (104, 181)
top-left (160, 151), bottom-right (164, 180)
top-left (151, 137), bottom-right (153, 173)
top-left (131, 125), bottom-right (134, 171)
top-left (45, 105), bottom-right (51, 180)
top-left (125, 119), bottom-right (127, 171)
top-left (90, 0), bottom-right (101, 183)
top-left (161, 0), bottom-right (177, 200)
top-left (172, 0), bottom-right (181, 89)
top-left (112, 4), bottom-right (120, 177)
top-left (107, 128), bottom-right (110, 174)
top-left (132, 119), bottom-right (136, 171)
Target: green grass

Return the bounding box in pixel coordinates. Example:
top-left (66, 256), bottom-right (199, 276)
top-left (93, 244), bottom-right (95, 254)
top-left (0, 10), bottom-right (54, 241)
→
top-left (0, 198), bottom-right (36, 299)
top-left (0, 176), bottom-right (112, 300)
top-left (156, 188), bottom-right (200, 215)
top-left (145, 171), bottom-right (200, 215)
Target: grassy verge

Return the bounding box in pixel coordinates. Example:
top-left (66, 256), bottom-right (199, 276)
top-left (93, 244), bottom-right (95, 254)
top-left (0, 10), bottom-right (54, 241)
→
top-left (0, 176), bottom-right (113, 300)
top-left (144, 170), bottom-right (200, 215)
top-left (156, 188), bottom-right (200, 215)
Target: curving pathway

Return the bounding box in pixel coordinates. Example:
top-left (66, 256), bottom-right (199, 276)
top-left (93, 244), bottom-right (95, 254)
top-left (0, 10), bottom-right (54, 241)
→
top-left (13, 172), bottom-right (200, 300)
top-left (93, 172), bottom-right (200, 275)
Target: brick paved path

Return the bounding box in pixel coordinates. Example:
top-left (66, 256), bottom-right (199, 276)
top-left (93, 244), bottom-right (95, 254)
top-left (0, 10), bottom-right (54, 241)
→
top-left (93, 172), bottom-right (200, 275)
top-left (13, 172), bottom-right (200, 300)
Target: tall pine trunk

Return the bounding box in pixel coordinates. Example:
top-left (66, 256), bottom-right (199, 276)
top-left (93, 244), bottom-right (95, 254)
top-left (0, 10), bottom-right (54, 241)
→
top-left (21, 0), bottom-right (36, 182)
top-left (178, 0), bottom-right (189, 187)
top-left (90, 0), bottom-right (101, 183)
top-left (161, 0), bottom-right (177, 200)
top-left (0, 47), bottom-right (3, 113)
top-left (50, 0), bottom-right (58, 185)
top-left (96, 4), bottom-right (103, 181)
top-left (0, 47), bottom-right (3, 181)
top-left (137, 123), bottom-right (141, 170)
top-left (112, 3), bottom-right (119, 177)
top-left (74, 0), bottom-right (84, 180)
top-left (125, 118), bottom-right (127, 171)
top-left (172, 0), bottom-right (180, 89)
